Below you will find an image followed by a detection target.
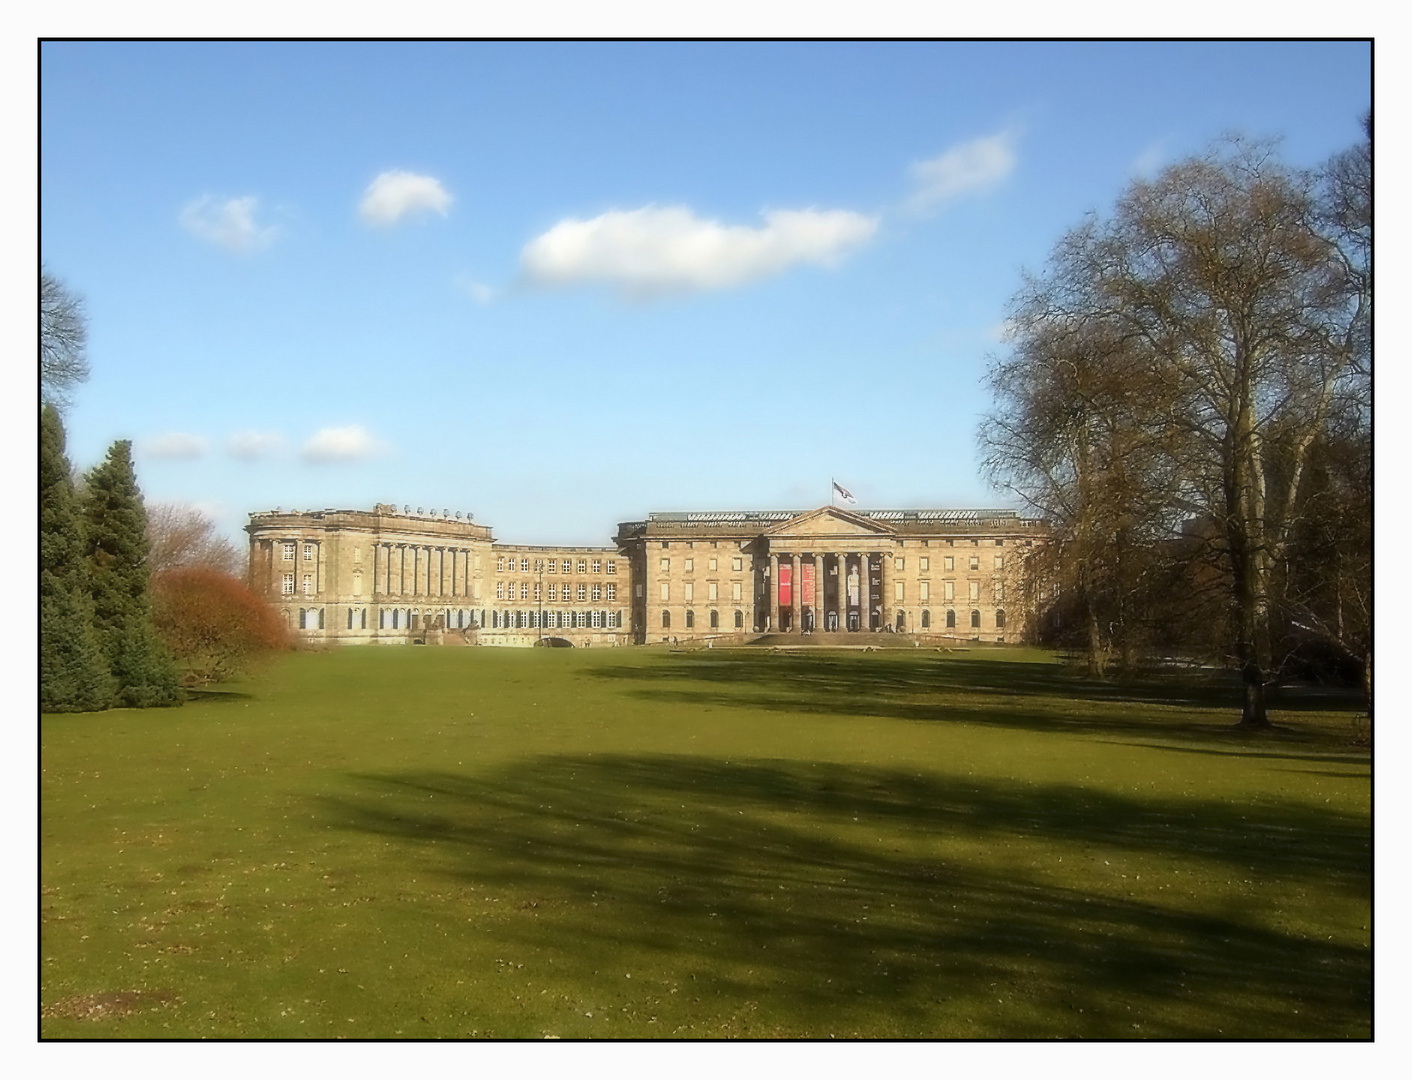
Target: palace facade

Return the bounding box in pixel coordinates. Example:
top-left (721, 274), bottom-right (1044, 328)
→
top-left (246, 503), bottom-right (1046, 647)
top-left (614, 505), bottom-right (1045, 645)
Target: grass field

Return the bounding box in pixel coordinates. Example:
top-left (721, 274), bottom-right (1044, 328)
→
top-left (40, 644), bottom-right (1371, 1039)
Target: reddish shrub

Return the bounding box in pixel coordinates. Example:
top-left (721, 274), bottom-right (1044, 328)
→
top-left (151, 568), bottom-right (290, 684)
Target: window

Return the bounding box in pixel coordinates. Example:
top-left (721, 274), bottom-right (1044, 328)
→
top-left (562, 560), bottom-right (571, 573)
top-left (592, 583), bottom-right (602, 601)
top-left (709, 610), bottom-right (719, 629)
top-left (732, 557), bottom-right (742, 572)
top-left (685, 610), bottom-right (695, 628)
top-left (521, 558), bottom-right (530, 572)
top-left (919, 581), bottom-right (929, 602)
top-left (996, 609), bottom-right (1007, 628)
top-left (684, 558), bottom-right (694, 573)
top-left (660, 583), bottom-right (670, 601)
top-left (994, 583), bottom-right (1004, 602)
top-left (577, 583), bottom-right (587, 601)
top-left (576, 611), bottom-right (587, 628)
top-left (919, 557), bottom-right (929, 572)
top-left (496, 556), bottom-right (505, 572)
top-left (734, 610), bottom-right (744, 628)
top-left (895, 557), bottom-right (905, 571)
top-left (946, 610), bottom-right (956, 628)
top-left (496, 582), bottom-right (505, 600)
top-left (591, 610), bottom-right (602, 628)
top-left (353, 570), bottom-right (363, 596)
top-left (546, 559), bottom-right (556, 573)
top-left (996, 539), bottom-right (1004, 546)
top-left (577, 560), bottom-right (587, 574)
top-left (708, 582), bottom-right (718, 601)
top-left (944, 556), bottom-right (954, 571)
top-left (684, 583), bottom-right (694, 602)
top-left (944, 581), bottom-right (954, 601)
top-left (303, 573), bottom-right (314, 596)
top-left (732, 582), bottom-right (742, 602)
top-left (662, 611), bottom-right (671, 628)
top-left (534, 582), bottom-right (542, 602)
top-left (283, 542), bottom-right (295, 561)
top-left (548, 583), bottom-right (558, 601)
top-left (282, 573), bottom-right (295, 595)
top-left (661, 541), bottom-right (668, 549)
top-left (969, 556), bottom-right (980, 570)
top-left (995, 555), bottom-right (1004, 569)
top-left (303, 543), bottom-right (315, 562)
top-left (921, 609), bottom-right (931, 629)
top-left (592, 559), bottom-right (601, 574)
top-left (894, 582), bottom-right (905, 601)
top-left (708, 558), bottom-right (717, 571)
top-left (520, 582), bottom-right (530, 600)
top-left (661, 557), bottom-right (670, 571)
top-left (971, 609), bottom-right (981, 629)
top-left (607, 560), bottom-right (616, 574)
top-left (606, 582), bottom-right (616, 601)
top-left (969, 581), bottom-right (980, 601)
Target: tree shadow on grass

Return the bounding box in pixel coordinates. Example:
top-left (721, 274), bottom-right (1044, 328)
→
top-left (313, 755), bottom-right (1370, 1037)
top-left (591, 653), bottom-right (1364, 750)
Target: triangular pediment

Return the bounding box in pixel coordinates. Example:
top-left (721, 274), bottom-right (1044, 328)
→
top-left (764, 506), bottom-right (895, 538)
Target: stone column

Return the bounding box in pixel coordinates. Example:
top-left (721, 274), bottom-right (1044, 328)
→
top-left (773, 550), bottom-right (785, 626)
top-left (789, 553), bottom-right (802, 633)
top-left (814, 554), bottom-right (825, 632)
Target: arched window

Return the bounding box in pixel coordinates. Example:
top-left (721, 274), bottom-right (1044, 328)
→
top-left (709, 609), bottom-right (719, 629)
top-left (348, 608), bottom-right (355, 630)
top-left (734, 610), bottom-right (744, 628)
top-left (996, 609), bottom-right (1006, 629)
top-left (971, 609), bottom-right (981, 629)
top-left (298, 608), bottom-right (306, 629)
top-left (946, 609), bottom-right (956, 628)
top-left (361, 608), bottom-right (367, 630)
top-left (685, 610), bottom-right (695, 629)
top-left (662, 610), bottom-right (671, 629)
top-left (921, 609), bottom-right (931, 629)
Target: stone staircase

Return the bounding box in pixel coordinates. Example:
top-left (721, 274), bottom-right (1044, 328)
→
top-left (749, 630), bottom-right (924, 649)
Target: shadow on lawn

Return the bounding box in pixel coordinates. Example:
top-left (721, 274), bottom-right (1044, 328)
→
top-left (592, 653), bottom-right (1363, 748)
top-left (315, 755), bottom-right (1370, 1037)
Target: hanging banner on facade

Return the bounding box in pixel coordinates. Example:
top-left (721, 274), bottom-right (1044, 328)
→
top-left (800, 561), bottom-right (815, 609)
top-left (778, 562), bottom-right (792, 607)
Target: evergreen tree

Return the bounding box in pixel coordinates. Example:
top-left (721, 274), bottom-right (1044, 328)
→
top-left (40, 406), bottom-right (114, 711)
top-left (82, 440), bottom-right (181, 707)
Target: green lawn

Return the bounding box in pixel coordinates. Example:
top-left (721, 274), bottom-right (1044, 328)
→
top-left (40, 645), bottom-right (1371, 1038)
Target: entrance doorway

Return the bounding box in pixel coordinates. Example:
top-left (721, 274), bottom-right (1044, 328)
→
top-left (826, 610), bottom-right (838, 632)
top-left (848, 611), bottom-right (860, 631)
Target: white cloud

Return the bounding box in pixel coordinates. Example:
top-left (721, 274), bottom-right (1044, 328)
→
top-left (227, 430), bottom-right (287, 461)
top-left (1131, 139), bottom-right (1172, 178)
top-left (300, 425), bottom-right (386, 463)
top-left (358, 171), bottom-right (453, 226)
top-left (453, 274), bottom-right (497, 305)
top-left (140, 433), bottom-right (207, 460)
top-left (519, 205), bottom-right (878, 297)
top-left (179, 195), bottom-right (279, 253)
top-left (906, 130), bottom-right (1019, 215)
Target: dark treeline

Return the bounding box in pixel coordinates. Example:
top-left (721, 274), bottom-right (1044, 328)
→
top-left (982, 119), bottom-right (1371, 728)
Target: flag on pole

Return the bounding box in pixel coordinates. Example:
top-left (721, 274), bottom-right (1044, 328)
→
top-left (832, 479), bottom-right (856, 504)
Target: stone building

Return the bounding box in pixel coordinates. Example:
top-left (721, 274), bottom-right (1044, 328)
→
top-left (245, 505), bottom-right (629, 647)
top-left (614, 505), bottom-right (1046, 645)
top-left (247, 502), bottom-right (1046, 647)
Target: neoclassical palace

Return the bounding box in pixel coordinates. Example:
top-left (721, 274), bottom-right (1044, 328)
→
top-left (246, 503), bottom-right (1045, 647)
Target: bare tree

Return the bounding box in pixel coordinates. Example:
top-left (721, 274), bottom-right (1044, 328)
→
top-left (146, 502), bottom-right (242, 578)
top-left (984, 136), bottom-right (1368, 728)
top-left (41, 269), bottom-right (90, 410)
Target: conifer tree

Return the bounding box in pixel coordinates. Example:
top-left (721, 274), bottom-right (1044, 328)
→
top-left (40, 406), bottom-right (114, 711)
top-left (82, 440), bottom-right (181, 707)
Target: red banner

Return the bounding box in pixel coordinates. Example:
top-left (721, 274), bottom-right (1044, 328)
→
top-left (778, 562), bottom-right (791, 607)
top-left (800, 562), bottom-right (815, 608)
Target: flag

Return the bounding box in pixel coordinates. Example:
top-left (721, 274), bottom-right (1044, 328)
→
top-left (832, 479), bottom-right (856, 504)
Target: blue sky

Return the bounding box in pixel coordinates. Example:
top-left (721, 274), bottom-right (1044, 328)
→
top-left (40, 40), bottom-right (1372, 548)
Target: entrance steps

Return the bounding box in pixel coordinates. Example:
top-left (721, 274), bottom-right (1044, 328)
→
top-left (749, 631), bottom-right (924, 649)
